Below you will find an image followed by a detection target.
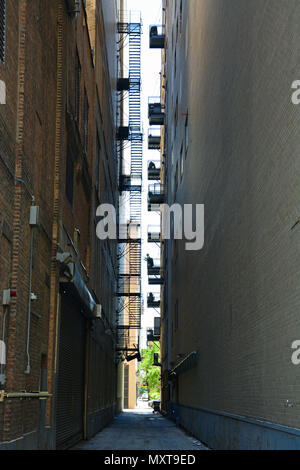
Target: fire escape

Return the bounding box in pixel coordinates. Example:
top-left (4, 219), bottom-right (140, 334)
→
top-left (116, 12), bottom-right (143, 362)
top-left (146, 24), bottom-right (167, 347)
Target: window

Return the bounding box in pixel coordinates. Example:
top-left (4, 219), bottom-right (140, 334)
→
top-left (82, 88), bottom-right (89, 154)
top-left (185, 114), bottom-right (189, 157)
top-left (0, 0), bottom-right (6, 63)
top-left (66, 147), bottom-right (74, 207)
top-left (75, 50), bottom-right (81, 121)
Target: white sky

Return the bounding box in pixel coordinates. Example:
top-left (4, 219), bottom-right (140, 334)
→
top-left (126, 0), bottom-right (163, 348)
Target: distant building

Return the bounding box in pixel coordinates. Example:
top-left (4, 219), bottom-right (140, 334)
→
top-left (159, 0), bottom-right (300, 450)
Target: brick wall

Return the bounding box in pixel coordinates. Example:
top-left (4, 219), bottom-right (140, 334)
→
top-left (0, 0), bottom-right (18, 442)
top-left (0, 0), bottom-right (119, 447)
top-left (0, 0), bottom-right (58, 444)
top-left (163, 0), bottom-right (300, 431)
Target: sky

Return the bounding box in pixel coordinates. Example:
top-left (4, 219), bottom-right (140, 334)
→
top-left (126, 0), bottom-right (163, 348)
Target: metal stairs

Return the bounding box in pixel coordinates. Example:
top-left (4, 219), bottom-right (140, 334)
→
top-left (116, 13), bottom-right (143, 358)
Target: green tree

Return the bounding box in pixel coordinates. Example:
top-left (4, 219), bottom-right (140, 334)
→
top-left (138, 343), bottom-right (161, 400)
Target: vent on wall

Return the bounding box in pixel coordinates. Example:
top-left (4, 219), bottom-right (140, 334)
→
top-left (0, 0), bottom-right (6, 63)
top-left (65, 0), bottom-right (81, 17)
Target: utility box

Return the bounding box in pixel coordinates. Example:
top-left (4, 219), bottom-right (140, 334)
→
top-left (2, 289), bottom-right (11, 306)
top-left (29, 206), bottom-right (41, 227)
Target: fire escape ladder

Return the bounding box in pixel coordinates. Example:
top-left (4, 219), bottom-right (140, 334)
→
top-left (117, 16), bottom-right (143, 357)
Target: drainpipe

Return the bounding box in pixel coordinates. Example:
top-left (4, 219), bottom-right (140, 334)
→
top-left (0, 306), bottom-right (8, 384)
top-left (1, 306), bottom-right (8, 346)
top-left (25, 199), bottom-right (36, 375)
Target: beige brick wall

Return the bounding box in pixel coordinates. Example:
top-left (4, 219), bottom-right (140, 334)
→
top-left (163, 0), bottom-right (300, 429)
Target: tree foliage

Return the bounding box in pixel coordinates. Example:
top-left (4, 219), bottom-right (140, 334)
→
top-left (138, 343), bottom-right (161, 400)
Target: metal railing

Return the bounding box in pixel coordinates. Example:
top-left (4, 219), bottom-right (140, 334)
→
top-left (148, 183), bottom-right (164, 195)
top-left (149, 25), bottom-right (165, 37)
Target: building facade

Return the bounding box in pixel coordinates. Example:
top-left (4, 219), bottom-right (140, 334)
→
top-left (0, 0), bottom-right (120, 450)
top-left (160, 0), bottom-right (300, 450)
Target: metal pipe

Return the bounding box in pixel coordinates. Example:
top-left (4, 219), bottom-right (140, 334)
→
top-left (0, 306), bottom-right (8, 382)
top-left (15, 177), bottom-right (34, 200)
top-left (1, 306), bottom-right (7, 342)
top-left (25, 214), bottom-right (34, 375)
top-left (0, 391), bottom-right (52, 402)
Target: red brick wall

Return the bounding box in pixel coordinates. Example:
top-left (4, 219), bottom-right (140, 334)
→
top-left (0, 0), bottom-right (58, 443)
top-left (0, 0), bottom-right (119, 447)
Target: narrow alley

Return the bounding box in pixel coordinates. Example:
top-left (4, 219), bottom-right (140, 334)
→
top-left (1, 0), bottom-right (300, 453)
top-left (72, 402), bottom-right (208, 451)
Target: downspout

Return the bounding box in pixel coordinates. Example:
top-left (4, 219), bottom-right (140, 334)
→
top-left (25, 201), bottom-right (35, 375)
top-left (0, 306), bottom-right (8, 384)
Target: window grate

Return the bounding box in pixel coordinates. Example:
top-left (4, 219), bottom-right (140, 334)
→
top-left (0, 0), bottom-right (6, 63)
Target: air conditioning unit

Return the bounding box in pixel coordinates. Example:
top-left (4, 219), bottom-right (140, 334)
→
top-left (2, 289), bottom-right (16, 306)
top-left (66, 0), bottom-right (80, 16)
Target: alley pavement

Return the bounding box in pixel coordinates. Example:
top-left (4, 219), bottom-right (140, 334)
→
top-left (72, 401), bottom-right (208, 451)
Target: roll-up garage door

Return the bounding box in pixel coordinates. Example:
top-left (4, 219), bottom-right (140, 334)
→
top-left (124, 365), bottom-right (129, 409)
top-left (56, 293), bottom-right (86, 449)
